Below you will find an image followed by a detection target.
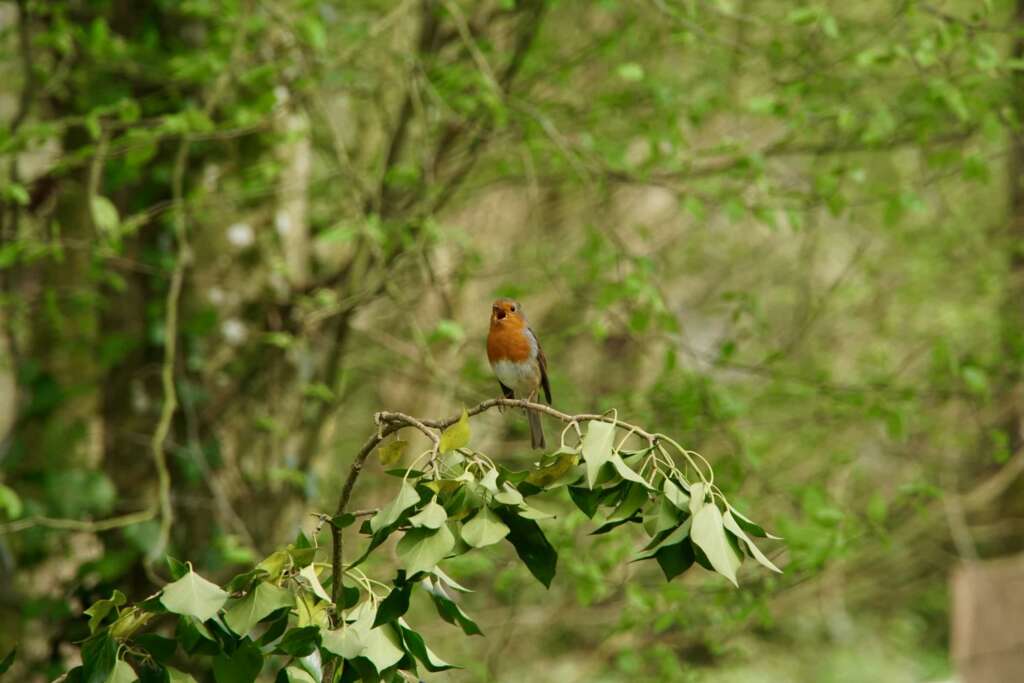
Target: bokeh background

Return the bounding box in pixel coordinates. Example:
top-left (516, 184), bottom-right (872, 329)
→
top-left (2, 0), bottom-right (1023, 680)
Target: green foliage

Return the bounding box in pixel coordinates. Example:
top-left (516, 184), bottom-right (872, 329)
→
top-left (64, 412), bottom-right (777, 680)
top-left (2, 0), bottom-right (1018, 679)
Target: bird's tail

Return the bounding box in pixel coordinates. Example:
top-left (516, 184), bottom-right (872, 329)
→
top-left (527, 408), bottom-right (545, 450)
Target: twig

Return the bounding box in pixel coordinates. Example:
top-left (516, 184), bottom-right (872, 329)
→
top-left (0, 509), bottom-right (155, 535)
top-left (148, 140), bottom-right (190, 563)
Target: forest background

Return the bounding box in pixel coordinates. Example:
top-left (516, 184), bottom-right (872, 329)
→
top-left (2, 0), bottom-right (1024, 681)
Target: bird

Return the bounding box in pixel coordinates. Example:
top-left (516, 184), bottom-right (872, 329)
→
top-left (486, 298), bottom-right (552, 449)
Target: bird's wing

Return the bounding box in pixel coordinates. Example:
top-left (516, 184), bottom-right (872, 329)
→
top-left (530, 327), bottom-right (553, 405)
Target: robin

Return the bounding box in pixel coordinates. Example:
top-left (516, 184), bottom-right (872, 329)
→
top-left (486, 298), bottom-right (552, 449)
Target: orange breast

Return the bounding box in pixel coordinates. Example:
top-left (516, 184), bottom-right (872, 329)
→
top-left (487, 322), bottom-right (533, 363)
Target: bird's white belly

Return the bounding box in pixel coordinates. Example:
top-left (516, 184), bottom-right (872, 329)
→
top-left (492, 359), bottom-right (539, 396)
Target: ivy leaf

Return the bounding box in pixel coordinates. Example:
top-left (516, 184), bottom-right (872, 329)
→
top-left (108, 658), bottom-right (136, 683)
top-left (568, 485), bottom-right (602, 518)
top-left (495, 507), bottom-right (557, 588)
top-left (370, 481), bottom-right (421, 533)
top-left (655, 539), bottom-right (696, 581)
top-left (728, 505), bottom-right (782, 539)
top-left (397, 524), bottom-right (455, 576)
top-left (167, 667), bottom-right (198, 683)
top-left (320, 603), bottom-right (374, 659)
top-left (689, 482), bottom-right (706, 516)
top-left (408, 498), bottom-right (448, 529)
top-left (663, 479), bottom-right (690, 510)
top-left (361, 624), bottom-right (406, 673)
top-left (461, 507), bottom-right (510, 548)
top-left (373, 582), bottom-right (412, 627)
top-left (439, 408), bottom-right (470, 453)
top-left (225, 582), bottom-right (294, 636)
top-left (479, 468), bottom-right (499, 494)
top-left (135, 634), bottom-right (177, 664)
top-left (212, 638), bottom-right (263, 683)
top-left (691, 503), bottom-right (741, 586)
top-left (397, 619), bottom-right (458, 672)
top-left (581, 421), bottom-right (616, 489)
top-left (161, 568), bottom-right (229, 622)
top-left (494, 483), bottom-right (524, 506)
top-left (84, 590), bottom-right (127, 634)
top-left (525, 448), bottom-right (580, 488)
top-left (276, 626), bottom-right (321, 657)
top-left (723, 510), bottom-right (782, 573)
top-left (81, 633), bottom-right (117, 683)
top-left (276, 667), bottom-right (317, 683)
top-left (516, 502), bottom-right (556, 520)
top-left (377, 439), bottom-right (408, 466)
top-left (432, 567), bottom-right (473, 593)
top-left (297, 564), bottom-right (332, 603)
top-left (609, 454), bottom-right (652, 489)
top-left (429, 592), bottom-right (482, 636)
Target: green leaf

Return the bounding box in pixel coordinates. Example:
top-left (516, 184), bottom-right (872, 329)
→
top-left (81, 634), bottom-right (117, 683)
top-left (320, 603), bottom-right (374, 659)
top-left (362, 624), bottom-right (406, 673)
top-left (723, 510), bottom-right (782, 573)
top-left (134, 634), bottom-right (176, 664)
top-left (298, 564), bottom-right (331, 603)
top-left (0, 484), bottom-right (23, 519)
top-left (728, 505), bottom-right (781, 539)
top-left (84, 590), bottom-right (127, 634)
top-left (370, 481), bottom-right (421, 533)
top-left (276, 626), bottom-right (320, 657)
top-left (439, 408), bottom-right (470, 453)
top-left (108, 658), bottom-right (136, 683)
top-left (517, 501), bottom-right (556, 520)
top-left (525, 448), bottom-right (580, 487)
top-left (166, 556), bottom-right (189, 581)
top-left (91, 196), bottom-right (120, 233)
top-left (636, 518), bottom-right (692, 559)
top-left (655, 540), bottom-right (696, 581)
top-left (432, 567), bottom-right (472, 593)
top-left (461, 506), bottom-right (510, 548)
top-left (373, 582), bottom-right (412, 627)
top-left (377, 439), bottom-right (408, 466)
top-left (691, 503), bottom-right (741, 586)
top-left (256, 550), bottom-right (290, 581)
top-left (0, 648), bottom-right (13, 674)
top-left (568, 485), bottom-right (602, 517)
top-left (225, 582), bottom-right (294, 636)
top-left (161, 568), bottom-right (229, 622)
top-left (277, 667), bottom-right (317, 683)
top-left (212, 638), bottom-right (263, 683)
top-left (429, 592), bottom-right (482, 636)
top-left (663, 479), bottom-right (690, 510)
top-left (581, 421), bottom-right (616, 489)
top-left (689, 482), bottom-right (706, 516)
top-left (495, 507), bottom-right (557, 588)
top-left (397, 619), bottom-right (458, 672)
top-left (494, 482), bottom-right (524, 506)
top-left (409, 498), bottom-right (448, 529)
top-left (644, 497), bottom-right (683, 537)
top-left (397, 524), bottom-right (455, 575)
top-left (609, 453), bottom-right (651, 488)
top-left (167, 667), bottom-right (198, 683)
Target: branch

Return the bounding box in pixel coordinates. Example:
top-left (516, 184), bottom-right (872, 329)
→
top-left (0, 509), bottom-right (155, 535)
top-left (327, 397), bottom-right (696, 606)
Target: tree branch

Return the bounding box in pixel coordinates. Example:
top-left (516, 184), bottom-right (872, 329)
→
top-left (327, 397), bottom-right (671, 606)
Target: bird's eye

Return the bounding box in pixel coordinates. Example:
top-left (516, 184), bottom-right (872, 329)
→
top-left (510, 305), bottom-right (516, 312)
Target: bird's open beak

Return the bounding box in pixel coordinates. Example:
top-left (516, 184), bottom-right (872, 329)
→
top-left (493, 307), bottom-right (506, 320)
